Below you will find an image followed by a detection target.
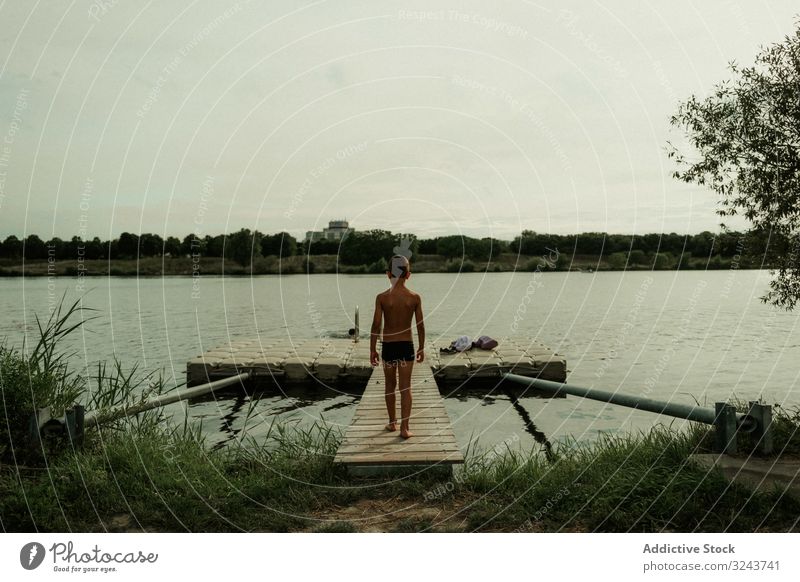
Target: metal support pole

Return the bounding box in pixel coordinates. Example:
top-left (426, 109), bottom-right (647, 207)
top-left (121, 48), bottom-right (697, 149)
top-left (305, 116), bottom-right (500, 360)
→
top-left (747, 401), bottom-right (773, 455)
top-left (504, 374), bottom-right (757, 427)
top-left (503, 374), bottom-right (764, 455)
top-left (65, 405), bottom-right (85, 446)
top-left (84, 372), bottom-right (251, 428)
top-left (28, 408), bottom-right (45, 446)
top-left (65, 407), bottom-right (77, 443)
top-left (28, 405), bottom-right (83, 445)
top-left (714, 402), bottom-right (738, 454)
top-left (25, 374), bottom-right (250, 445)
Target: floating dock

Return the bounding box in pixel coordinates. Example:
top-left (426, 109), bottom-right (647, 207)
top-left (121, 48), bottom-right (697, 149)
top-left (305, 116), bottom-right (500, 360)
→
top-left (428, 337), bottom-right (566, 384)
top-left (186, 337), bottom-right (567, 386)
top-left (185, 336), bottom-right (566, 473)
top-left (186, 337), bottom-right (373, 386)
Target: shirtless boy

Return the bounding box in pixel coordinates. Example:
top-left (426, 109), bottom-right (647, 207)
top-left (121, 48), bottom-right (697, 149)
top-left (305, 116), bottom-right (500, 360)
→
top-left (369, 254), bottom-right (425, 439)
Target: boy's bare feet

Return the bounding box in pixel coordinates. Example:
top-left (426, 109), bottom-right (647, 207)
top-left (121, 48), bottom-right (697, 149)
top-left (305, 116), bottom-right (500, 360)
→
top-left (385, 422), bottom-right (397, 431)
top-left (400, 428), bottom-right (413, 439)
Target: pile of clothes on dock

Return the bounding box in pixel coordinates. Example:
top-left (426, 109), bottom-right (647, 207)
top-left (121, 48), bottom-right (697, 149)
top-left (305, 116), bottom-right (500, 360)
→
top-left (439, 335), bottom-right (498, 353)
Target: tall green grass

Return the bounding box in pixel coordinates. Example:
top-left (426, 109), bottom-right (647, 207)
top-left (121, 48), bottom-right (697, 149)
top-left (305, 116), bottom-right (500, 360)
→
top-left (0, 296), bottom-right (175, 463)
top-left (1, 297), bottom-right (90, 463)
top-left (4, 417), bottom-right (798, 532)
top-left (456, 424), bottom-right (800, 532)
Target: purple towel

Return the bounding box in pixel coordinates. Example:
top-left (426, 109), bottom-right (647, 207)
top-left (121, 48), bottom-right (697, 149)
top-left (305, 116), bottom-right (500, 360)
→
top-left (473, 335), bottom-right (498, 350)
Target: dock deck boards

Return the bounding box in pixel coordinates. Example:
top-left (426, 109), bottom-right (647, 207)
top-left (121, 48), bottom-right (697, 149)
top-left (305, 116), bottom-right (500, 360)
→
top-left (186, 337), bottom-right (566, 386)
top-left (333, 363), bottom-right (464, 468)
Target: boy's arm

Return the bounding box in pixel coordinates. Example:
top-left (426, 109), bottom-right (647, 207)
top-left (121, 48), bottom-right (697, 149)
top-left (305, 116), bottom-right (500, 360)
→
top-left (369, 295), bottom-right (382, 366)
top-left (415, 295), bottom-right (425, 362)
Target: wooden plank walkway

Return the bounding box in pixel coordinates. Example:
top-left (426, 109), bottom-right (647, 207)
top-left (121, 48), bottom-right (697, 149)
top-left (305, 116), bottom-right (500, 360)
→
top-left (333, 362), bottom-right (464, 469)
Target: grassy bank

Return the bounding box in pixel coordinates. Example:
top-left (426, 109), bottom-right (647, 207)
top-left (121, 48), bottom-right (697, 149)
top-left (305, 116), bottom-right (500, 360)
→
top-left (4, 418), bottom-right (799, 533)
top-left (0, 252), bottom-right (757, 277)
top-left (2, 303), bottom-right (798, 533)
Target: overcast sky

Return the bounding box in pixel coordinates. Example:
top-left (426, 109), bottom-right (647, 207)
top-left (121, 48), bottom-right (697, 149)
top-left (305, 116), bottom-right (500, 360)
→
top-left (1, 0), bottom-right (798, 241)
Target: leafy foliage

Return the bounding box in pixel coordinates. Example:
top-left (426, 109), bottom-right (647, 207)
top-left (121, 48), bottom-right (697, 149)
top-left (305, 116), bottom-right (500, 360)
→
top-left (260, 232), bottom-right (297, 258)
top-left (669, 22), bottom-right (800, 308)
top-left (225, 228), bottom-right (263, 267)
top-left (338, 229), bottom-right (397, 265)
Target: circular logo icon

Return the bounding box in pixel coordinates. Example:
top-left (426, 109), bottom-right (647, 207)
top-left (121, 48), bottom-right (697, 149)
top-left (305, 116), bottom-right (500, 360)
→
top-left (20, 542), bottom-right (46, 570)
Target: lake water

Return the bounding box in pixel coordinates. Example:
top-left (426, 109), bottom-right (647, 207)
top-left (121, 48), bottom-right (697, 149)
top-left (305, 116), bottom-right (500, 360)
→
top-left (1, 270), bottom-right (798, 454)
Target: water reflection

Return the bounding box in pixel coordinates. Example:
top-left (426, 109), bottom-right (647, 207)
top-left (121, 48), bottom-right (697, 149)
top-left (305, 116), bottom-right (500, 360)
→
top-left (440, 380), bottom-right (557, 459)
top-left (215, 394), bottom-right (249, 450)
top-left (187, 376), bottom-right (559, 455)
top-left (503, 386), bottom-right (554, 461)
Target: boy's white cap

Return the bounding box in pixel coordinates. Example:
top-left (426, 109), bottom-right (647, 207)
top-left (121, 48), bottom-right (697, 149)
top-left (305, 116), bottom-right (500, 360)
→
top-left (389, 255), bottom-right (409, 279)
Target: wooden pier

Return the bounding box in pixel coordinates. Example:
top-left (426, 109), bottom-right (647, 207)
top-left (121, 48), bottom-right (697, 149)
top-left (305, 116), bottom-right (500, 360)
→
top-left (332, 361), bottom-right (463, 472)
top-left (185, 336), bottom-right (567, 473)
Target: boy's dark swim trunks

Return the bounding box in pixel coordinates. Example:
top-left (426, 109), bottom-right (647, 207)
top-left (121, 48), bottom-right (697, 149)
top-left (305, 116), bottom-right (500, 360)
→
top-left (381, 341), bottom-right (415, 363)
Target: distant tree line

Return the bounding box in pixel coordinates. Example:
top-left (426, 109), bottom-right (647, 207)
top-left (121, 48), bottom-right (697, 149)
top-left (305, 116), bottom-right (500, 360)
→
top-left (0, 231), bottom-right (299, 266)
top-left (510, 229), bottom-right (760, 262)
top-left (0, 228), bottom-right (769, 268)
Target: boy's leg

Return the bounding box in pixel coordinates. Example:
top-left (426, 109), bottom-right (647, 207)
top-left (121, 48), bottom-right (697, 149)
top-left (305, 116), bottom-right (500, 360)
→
top-left (398, 359), bottom-right (414, 438)
top-left (382, 361), bottom-right (398, 430)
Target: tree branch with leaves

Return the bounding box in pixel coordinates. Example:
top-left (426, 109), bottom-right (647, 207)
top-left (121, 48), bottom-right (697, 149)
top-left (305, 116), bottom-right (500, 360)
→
top-left (668, 19), bottom-right (800, 309)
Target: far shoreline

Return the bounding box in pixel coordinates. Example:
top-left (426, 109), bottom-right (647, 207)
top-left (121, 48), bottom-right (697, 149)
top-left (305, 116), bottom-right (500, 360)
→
top-left (0, 252), bottom-right (770, 278)
top-left (0, 254), bottom-right (770, 278)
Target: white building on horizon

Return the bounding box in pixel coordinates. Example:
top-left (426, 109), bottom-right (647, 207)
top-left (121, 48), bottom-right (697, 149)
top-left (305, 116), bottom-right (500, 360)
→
top-left (305, 219), bottom-right (353, 243)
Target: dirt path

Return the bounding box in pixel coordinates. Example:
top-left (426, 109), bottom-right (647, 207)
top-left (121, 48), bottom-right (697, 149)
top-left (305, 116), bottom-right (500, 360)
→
top-left (298, 495), bottom-right (481, 532)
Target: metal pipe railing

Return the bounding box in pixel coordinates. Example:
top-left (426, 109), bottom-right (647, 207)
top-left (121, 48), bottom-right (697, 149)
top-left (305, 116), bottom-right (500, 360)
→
top-left (502, 373), bottom-right (773, 455)
top-left (503, 374), bottom-right (756, 431)
top-left (84, 371), bottom-right (251, 428)
top-left (31, 372), bottom-right (252, 444)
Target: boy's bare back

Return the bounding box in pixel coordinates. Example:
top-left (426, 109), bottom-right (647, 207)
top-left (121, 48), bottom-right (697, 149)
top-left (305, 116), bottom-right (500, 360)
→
top-left (377, 286), bottom-right (421, 343)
